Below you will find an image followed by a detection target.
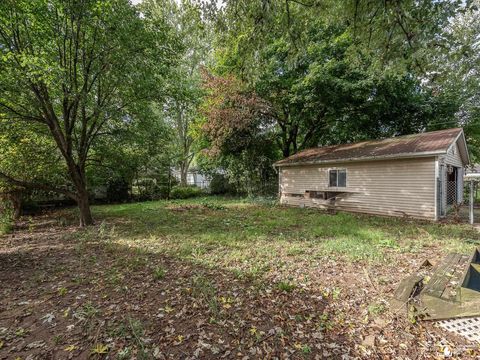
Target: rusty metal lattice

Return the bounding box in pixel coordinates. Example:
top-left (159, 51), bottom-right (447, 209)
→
top-left (436, 317), bottom-right (480, 343)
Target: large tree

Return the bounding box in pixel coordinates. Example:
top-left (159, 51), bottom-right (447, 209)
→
top-left (142, 0), bottom-right (212, 185)
top-left (422, 0), bottom-right (480, 161)
top-left (212, 5), bottom-right (459, 157)
top-left (200, 71), bottom-right (278, 195)
top-left (0, 0), bottom-right (174, 225)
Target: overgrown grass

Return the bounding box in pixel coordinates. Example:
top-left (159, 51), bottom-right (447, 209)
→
top-left (75, 196), bottom-right (480, 280)
top-left (0, 211), bottom-right (13, 235)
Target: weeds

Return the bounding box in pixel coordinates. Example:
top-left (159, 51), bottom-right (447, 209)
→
top-left (0, 208), bottom-right (13, 235)
top-left (277, 280), bottom-right (296, 293)
top-left (74, 302), bottom-right (100, 333)
top-left (57, 287), bottom-right (68, 296)
top-left (191, 274), bottom-right (219, 317)
top-left (200, 201), bottom-right (226, 210)
top-left (117, 347), bottom-right (132, 359)
top-left (152, 266), bottom-right (166, 280)
top-left (91, 198), bottom-right (480, 269)
top-left (318, 312), bottom-right (334, 332)
top-left (105, 267), bottom-right (123, 285)
top-left (368, 301), bottom-right (386, 316)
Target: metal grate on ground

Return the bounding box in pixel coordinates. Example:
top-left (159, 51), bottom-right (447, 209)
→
top-left (436, 317), bottom-right (480, 343)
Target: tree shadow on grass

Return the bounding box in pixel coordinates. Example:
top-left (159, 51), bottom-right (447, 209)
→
top-left (0, 222), bottom-right (354, 359)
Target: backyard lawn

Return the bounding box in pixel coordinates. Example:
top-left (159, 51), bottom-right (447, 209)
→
top-left (2, 197), bottom-right (480, 359)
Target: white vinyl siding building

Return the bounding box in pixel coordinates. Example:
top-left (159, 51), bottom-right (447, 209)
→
top-left (275, 128), bottom-right (470, 221)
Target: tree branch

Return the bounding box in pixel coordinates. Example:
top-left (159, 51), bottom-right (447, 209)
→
top-left (0, 171), bottom-right (77, 200)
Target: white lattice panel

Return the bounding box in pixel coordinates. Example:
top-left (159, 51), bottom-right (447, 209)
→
top-left (446, 180), bottom-right (457, 205)
top-left (436, 317), bottom-right (480, 342)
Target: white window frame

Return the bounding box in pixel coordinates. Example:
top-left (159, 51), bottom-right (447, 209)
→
top-left (328, 168), bottom-right (347, 188)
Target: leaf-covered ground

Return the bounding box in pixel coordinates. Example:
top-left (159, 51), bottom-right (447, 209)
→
top-left (2, 197), bottom-right (480, 359)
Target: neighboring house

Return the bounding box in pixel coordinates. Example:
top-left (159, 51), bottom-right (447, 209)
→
top-left (171, 167), bottom-right (211, 189)
top-left (274, 128), bottom-right (470, 220)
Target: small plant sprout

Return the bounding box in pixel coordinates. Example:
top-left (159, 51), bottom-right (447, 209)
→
top-left (153, 266), bottom-right (166, 280)
top-left (64, 344), bottom-right (77, 352)
top-left (58, 287), bottom-right (68, 296)
top-left (91, 343), bottom-right (108, 355)
top-left (368, 301), bottom-right (386, 316)
top-left (277, 280), bottom-right (296, 293)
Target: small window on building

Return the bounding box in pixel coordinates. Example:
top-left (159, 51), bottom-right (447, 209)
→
top-left (329, 169), bottom-right (347, 187)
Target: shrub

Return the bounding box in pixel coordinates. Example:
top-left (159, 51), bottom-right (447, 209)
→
top-left (170, 185), bottom-right (204, 199)
top-left (0, 194), bottom-right (16, 235)
top-left (209, 174), bottom-right (235, 195)
top-left (0, 215), bottom-right (13, 235)
top-left (200, 201), bottom-right (226, 210)
top-left (106, 178), bottom-right (130, 203)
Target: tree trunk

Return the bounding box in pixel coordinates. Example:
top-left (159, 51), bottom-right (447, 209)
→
top-left (9, 191), bottom-right (22, 219)
top-left (58, 143), bottom-right (94, 226)
top-left (1, 191), bottom-right (23, 219)
top-left (68, 164), bottom-right (94, 227)
top-left (180, 162), bottom-right (188, 186)
top-left (77, 189), bottom-right (93, 227)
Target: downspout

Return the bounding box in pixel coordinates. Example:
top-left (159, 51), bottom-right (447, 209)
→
top-left (434, 157), bottom-right (439, 221)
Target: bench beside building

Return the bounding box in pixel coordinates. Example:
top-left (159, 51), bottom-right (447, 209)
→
top-left (274, 128), bottom-right (470, 220)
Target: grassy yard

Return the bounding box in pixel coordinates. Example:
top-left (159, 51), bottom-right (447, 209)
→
top-left (1, 197), bottom-right (480, 359)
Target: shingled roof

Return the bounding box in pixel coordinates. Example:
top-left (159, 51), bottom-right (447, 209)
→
top-left (275, 128), bottom-right (468, 167)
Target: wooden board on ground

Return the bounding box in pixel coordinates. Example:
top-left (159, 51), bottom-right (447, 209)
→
top-left (393, 247), bottom-right (480, 321)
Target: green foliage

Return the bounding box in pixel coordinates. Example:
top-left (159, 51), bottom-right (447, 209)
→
top-left (0, 0), bottom-right (478, 209)
top-left (422, 1), bottom-right (480, 162)
top-left (106, 179), bottom-right (130, 203)
top-left (0, 119), bottom-right (64, 192)
top-left (368, 302), bottom-right (386, 316)
top-left (87, 106), bottom-right (174, 202)
top-left (245, 18), bottom-right (457, 152)
top-left (93, 197), bottom-right (480, 270)
top-left (198, 71), bottom-right (279, 196)
top-left (208, 174), bottom-right (235, 195)
top-left (170, 185), bottom-right (204, 199)
top-left (276, 280), bottom-right (296, 293)
top-left (199, 0), bottom-right (468, 196)
top-left (153, 266), bottom-right (167, 280)
top-left (0, 0), bottom-right (178, 225)
top-left (142, 0), bottom-right (211, 186)
top-left (191, 274), bottom-right (219, 317)
top-left (0, 206), bottom-right (13, 235)
top-left (200, 200), bottom-right (226, 210)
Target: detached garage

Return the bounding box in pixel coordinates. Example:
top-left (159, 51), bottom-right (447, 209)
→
top-left (274, 128), bottom-right (470, 220)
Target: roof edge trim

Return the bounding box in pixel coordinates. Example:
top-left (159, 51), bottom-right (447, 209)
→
top-left (274, 150), bottom-right (445, 167)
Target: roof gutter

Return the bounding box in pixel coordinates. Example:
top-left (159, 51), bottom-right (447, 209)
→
top-left (274, 150), bottom-right (446, 168)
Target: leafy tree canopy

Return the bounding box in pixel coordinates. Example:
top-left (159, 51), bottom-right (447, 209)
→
top-left (0, 0), bottom-right (178, 225)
